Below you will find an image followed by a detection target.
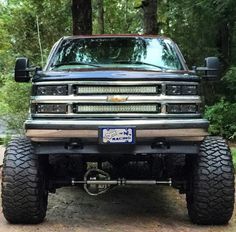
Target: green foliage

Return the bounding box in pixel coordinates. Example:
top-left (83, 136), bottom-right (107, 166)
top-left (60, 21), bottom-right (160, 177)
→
top-left (159, 0), bottom-right (222, 66)
top-left (0, 74), bottom-right (30, 134)
top-left (0, 4), bottom-right (13, 72)
top-left (222, 66), bottom-right (236, 101)
top-left (159, 0), bottom-right (236, 67)
top-left (205, 99), bottom-right (236, 139)
top-left (93, 0), bottom-right (142, 34)
top-left (0, 134), bottom-right (12, 146)
top-left (0, 0), bottom-right (71, 68)
top-left (231, 147), bottom-right (236, 169)
top-left (205, 66), bottom-right (236, 140)
top-left (0, 0), bottom-right (71, 134)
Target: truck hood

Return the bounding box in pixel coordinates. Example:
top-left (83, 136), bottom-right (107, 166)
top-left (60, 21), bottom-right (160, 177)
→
top-left (33, 70), bottom-right (200, 82)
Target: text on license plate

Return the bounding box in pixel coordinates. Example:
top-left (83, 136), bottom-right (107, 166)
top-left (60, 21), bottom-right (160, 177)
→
top-left (100, 127), bottom-right (135, 144)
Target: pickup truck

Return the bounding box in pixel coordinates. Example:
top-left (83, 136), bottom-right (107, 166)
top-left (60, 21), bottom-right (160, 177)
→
top-left (2, 35), bottom-right (234, 225)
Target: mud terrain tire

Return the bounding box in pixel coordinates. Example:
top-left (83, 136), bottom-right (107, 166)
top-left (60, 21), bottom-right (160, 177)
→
top-left (1, 136), bottom-right (48, 224)
top-left (186, 137), bottom-right (235, 225)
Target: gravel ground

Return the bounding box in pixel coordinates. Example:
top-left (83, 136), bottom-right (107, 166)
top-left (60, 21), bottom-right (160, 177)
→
top-left (0, 147), bottom-right (235, 232)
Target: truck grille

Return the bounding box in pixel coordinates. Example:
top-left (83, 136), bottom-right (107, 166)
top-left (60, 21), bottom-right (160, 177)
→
top-left (31, 81), bottom-right (201, 118)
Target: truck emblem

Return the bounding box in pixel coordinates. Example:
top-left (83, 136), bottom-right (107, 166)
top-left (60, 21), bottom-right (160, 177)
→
top-left (107, 95), bottom-right (128, 103)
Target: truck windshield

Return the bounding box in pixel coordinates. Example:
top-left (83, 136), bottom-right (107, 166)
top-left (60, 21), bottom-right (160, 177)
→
top-left (50, 37), bottom-right (184, 71)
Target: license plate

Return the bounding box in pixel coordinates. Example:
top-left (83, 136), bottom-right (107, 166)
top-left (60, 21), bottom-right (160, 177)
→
top-left (100, 127), bottom-right (135, 144)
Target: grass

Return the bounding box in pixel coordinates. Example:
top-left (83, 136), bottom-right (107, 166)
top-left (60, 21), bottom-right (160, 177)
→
top-left (231, 147), bottom-right (236, 170)
top-left (0, 134), bottom-right (11, 146)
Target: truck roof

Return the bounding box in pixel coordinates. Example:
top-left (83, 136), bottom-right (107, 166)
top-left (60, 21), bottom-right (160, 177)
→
top-left (64, 34), bottom-right (170, 40)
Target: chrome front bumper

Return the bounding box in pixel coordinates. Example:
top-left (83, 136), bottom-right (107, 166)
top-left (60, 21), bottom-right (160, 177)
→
top-left (25, 118), bottom-right (209, 141)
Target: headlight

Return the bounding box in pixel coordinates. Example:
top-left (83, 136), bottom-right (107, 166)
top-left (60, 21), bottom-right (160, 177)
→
top-left (182, 85), bottom-right (198, 95)
top-left (166, 85), bottom-right (198, 95)
top-left (36, 104), bottom-right (67, 114)
top-left (166, 85), bottom-right (181, 95)
top-left (167, 104), bottom-right (198, 114)
top-left (36, 85), bottom-right (68, 96)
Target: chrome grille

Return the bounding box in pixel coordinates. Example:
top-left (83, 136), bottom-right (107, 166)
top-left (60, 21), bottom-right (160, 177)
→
top-left (31, 81), bottom-right (201, 118)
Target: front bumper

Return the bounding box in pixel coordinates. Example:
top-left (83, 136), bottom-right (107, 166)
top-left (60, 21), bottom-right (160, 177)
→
top-left (25, 118), bottom-right (209, 141)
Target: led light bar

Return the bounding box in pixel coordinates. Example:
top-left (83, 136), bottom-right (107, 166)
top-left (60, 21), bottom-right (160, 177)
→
top-left (76, 104), bottom-right (160, 113)
top-left (76, 86), bottom-right (159, 94)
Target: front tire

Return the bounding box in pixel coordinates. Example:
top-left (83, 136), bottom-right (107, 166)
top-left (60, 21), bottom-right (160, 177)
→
top-left (186, 137), bottom-right (235, 225)
top-left (2, 136), bottom-right (48, 224)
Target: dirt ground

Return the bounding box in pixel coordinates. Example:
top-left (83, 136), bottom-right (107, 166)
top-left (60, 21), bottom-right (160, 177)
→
top-left (0, 185), bottom-right (235, 232)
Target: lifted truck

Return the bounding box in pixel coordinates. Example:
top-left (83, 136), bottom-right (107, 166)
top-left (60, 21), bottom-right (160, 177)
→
top-left (2, 35), bottom-right (235, 225)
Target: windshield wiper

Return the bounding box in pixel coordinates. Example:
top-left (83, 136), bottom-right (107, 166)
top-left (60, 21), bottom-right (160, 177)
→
top-left (113, 60), bottom-right (167, 70)
top-left (52, 61), bottom-right (101, 68)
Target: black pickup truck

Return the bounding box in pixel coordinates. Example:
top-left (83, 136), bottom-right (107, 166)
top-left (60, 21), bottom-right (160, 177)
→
top-left (2, 35), bottom-right (234, 225)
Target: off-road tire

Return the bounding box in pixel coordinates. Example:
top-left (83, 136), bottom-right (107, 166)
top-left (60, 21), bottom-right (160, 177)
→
top-left (2, 136), bottom-right (48, 224)
top-left (186, 137), bottom-right (235, 225)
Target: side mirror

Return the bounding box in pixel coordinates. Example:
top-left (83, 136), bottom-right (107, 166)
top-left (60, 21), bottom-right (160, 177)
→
top-left (204, 57), bottom-right (221, 80)
top-left (15, 57), bottom-right (31, 82)
top-left (196, 57), bottom-right (221, 80)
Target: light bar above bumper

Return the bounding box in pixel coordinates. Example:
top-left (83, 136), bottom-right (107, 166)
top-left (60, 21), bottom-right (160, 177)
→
top-left (25, 118), bottom-right (209, 140)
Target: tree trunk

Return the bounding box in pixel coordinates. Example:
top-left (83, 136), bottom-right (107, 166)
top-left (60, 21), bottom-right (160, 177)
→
top-left (97, 0), bottom-right (104, 34)
top-left (217, 22), bottom-right (230, 68)
top-left (72, 0), bottom-right (92, 35)
top-left (142, 0), bottom-right (158, 34)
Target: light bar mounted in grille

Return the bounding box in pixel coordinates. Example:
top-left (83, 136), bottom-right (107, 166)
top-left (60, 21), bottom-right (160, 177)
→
top-left (76, 85), bottom-right (161, 95)
top-left (75, 104), bottom-right (161, 114)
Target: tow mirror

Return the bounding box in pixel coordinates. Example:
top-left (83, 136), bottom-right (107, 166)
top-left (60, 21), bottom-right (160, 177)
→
top-left (14, 57), bottom-right (31, 82)
top-left (196, 57), bottom-right (221, 80)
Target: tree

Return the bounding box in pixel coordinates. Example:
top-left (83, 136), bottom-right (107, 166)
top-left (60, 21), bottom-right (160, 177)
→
top-left (102, 0), bottom-right (142, 34)
top-left (97, 0), bottom-right (104, 34)
top-left (214, 0), bottom-right (236, 67)
top-left (140, 0), bottom-right (158, 34)
top-left (72, 0), bottom-right (92, 35)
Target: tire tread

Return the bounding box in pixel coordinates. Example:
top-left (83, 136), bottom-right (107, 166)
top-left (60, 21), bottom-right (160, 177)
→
top-left (187, 137), bottom-right (235, 225)
top-left (1, 136), bottom-right (47, 224)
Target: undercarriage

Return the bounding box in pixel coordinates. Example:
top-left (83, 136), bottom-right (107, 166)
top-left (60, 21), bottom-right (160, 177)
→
top-left (32, 138), bottom-right (197, 195)
top-left (48, 152), bottom-right (186, 195)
